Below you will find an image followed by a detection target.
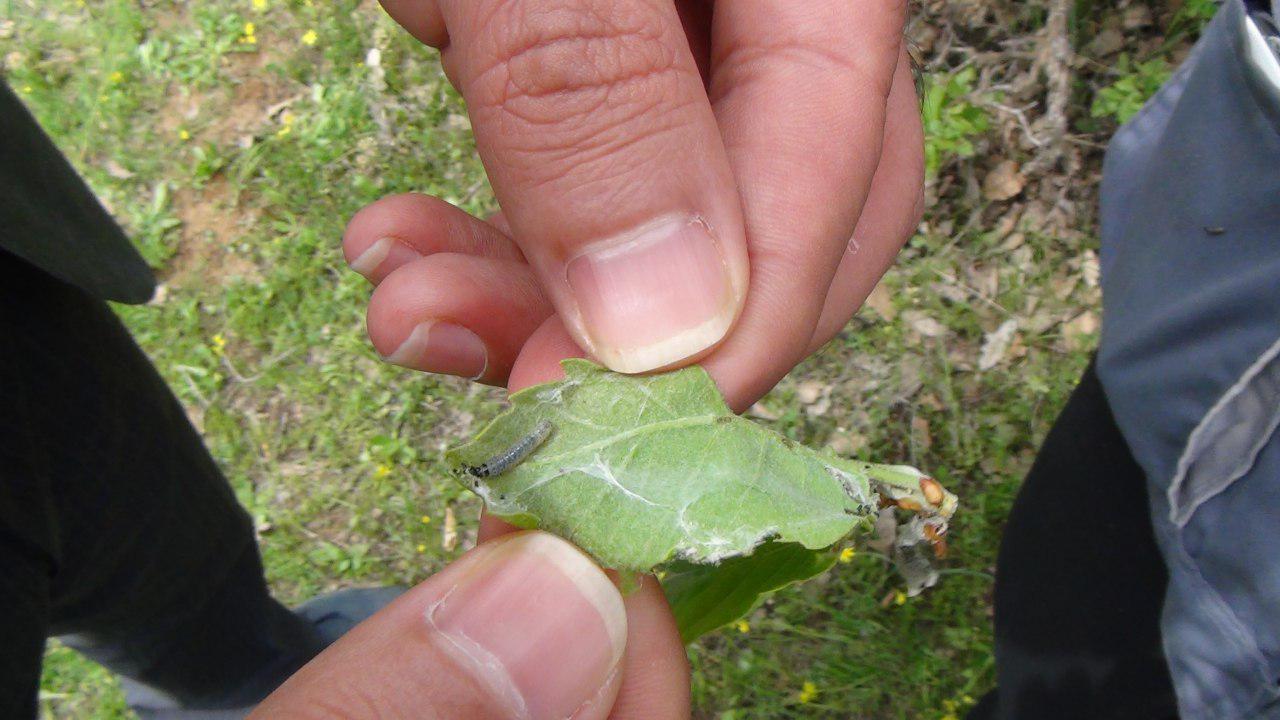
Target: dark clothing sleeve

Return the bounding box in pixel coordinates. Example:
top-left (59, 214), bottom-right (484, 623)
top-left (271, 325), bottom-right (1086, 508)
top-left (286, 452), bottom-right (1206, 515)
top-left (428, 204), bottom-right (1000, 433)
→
top-left (0, 79), bottom-right (153, 303)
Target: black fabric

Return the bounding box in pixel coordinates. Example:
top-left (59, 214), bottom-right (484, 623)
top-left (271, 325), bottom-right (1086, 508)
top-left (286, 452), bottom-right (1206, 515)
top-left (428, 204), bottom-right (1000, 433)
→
top-left (967, 362), bottom-right (1179, 720)
top-left (0, 250), bottom-right (320, 717)
top-left (0, 79), bottom-right (154, 304)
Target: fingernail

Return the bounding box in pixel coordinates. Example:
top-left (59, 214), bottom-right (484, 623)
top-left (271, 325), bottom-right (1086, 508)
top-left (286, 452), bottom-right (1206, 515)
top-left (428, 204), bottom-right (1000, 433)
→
top-left (427, 532), bottom-right (627, 720)
top-left (348, 237), bottom-right (420, 282)
top-left (566, 215), bottom-right (739, 373)
top-left (383, 321), bottom-right (488, 379)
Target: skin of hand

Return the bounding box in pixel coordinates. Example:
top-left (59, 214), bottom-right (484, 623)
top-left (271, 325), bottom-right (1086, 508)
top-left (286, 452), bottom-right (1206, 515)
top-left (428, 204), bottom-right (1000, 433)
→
top-left (310, 1), bottom-right (921, 714)
top-left (250, 528), bottom-right (691, 720)
top-left (342, 0), bottom-right (926, 412)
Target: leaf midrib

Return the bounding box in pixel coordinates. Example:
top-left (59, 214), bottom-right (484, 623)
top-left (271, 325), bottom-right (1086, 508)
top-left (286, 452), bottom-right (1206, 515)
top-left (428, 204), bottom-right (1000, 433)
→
top-left (523, 413), bottom-right (726, 469)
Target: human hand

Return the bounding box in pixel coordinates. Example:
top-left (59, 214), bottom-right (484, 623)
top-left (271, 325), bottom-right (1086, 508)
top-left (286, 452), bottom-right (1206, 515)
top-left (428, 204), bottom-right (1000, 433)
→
top-left (343, 0), bottom-right (923, 410)
top-left (250, 529), bottom-right (689, 719)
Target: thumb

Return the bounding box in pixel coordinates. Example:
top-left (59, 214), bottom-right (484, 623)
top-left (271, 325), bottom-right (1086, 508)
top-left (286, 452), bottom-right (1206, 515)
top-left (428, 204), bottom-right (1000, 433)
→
top-left (433, 0), bottom-right (750, 374)
top-left (251, 532), bottom-right (627, 719)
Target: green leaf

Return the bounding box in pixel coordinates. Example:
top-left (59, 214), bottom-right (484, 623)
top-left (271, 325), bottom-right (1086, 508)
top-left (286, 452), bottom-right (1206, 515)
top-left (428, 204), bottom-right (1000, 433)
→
top-left (662, 542), bottom-right (836, 644)
top-left (921, 67), bottom-right (991, 179)
top-left (446, 360), bottom-right (957, 642)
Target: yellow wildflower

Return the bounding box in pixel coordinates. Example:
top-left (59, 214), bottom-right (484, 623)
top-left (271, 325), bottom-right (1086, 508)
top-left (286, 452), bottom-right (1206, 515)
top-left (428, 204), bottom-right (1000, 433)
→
top-left (798, 681), bottom-right (818, 704)
top-left (178, 129), bottom-right (191, 141)
top-left (733, 619), bottom-right (749, 634)
top-left (894, 590), bottom-right (907, 606)
top-left (239, 22), bottom-right (257, 45)
top-left (416, 543), bottom-right (426, 553)
top-left (420, 515), bottom-right (431, 524)
top-left (211, 333), bottom-right (227, 354)
top-left (21, 85), bottom-right (32, 94)
top-left (374, 464), bottom-right (391, 479)
top-left (301, 29), bottom-right (318, 46)
top-left (275, 112), bottom-right (294, 138)
top-left (108, 70), bottom-right (124, 84)
top-left (940, 696), bottom-right (971, 720)
top-left (838, 547), bottom-right (855, 563)
top-left (251, 0), bottom-right (267, 9)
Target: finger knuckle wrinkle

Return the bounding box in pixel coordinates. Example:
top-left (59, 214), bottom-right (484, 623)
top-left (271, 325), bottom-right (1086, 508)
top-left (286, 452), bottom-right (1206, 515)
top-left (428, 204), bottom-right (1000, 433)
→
top-left (294, 683), bottom-right (394, 720)
top-left (715, 39), bottom-right (896, 104)
top-left (504, 97), bottom-right (686, 193)
top-left (472, 1), bottom-right (681, 130)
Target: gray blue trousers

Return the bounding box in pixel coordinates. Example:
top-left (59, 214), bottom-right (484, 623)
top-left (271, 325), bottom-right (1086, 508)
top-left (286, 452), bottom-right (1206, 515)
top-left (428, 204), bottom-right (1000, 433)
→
top-left (1097, 0), bottom-right (1280, 715)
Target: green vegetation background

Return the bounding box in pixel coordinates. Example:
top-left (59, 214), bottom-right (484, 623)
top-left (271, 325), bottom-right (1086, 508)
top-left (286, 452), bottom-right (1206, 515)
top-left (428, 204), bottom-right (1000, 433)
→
top-left (4, 0), bottom-right (1210, 716)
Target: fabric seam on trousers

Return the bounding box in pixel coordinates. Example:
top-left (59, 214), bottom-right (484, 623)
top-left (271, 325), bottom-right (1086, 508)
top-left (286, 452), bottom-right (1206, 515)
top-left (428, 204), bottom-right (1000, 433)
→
top-left (1167, 334), bottom-right (1280, 526)
top-left (1164, 534), bottom-right (1280, 716)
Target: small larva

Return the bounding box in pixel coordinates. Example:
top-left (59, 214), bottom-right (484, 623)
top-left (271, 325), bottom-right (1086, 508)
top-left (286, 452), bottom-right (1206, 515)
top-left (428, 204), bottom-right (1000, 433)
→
top-left (464, 420), bottom-right (553, 478)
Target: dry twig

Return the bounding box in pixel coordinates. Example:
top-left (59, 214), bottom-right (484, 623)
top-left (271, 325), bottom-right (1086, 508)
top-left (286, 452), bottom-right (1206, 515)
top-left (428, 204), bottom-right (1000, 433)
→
top-left (1025, 0), bottom-right (1073, 176)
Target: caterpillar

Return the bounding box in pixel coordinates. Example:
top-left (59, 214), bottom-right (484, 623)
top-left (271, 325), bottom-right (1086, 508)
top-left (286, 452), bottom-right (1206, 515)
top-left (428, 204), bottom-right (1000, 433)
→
top-left (463, 420), bottom-right (553, 478)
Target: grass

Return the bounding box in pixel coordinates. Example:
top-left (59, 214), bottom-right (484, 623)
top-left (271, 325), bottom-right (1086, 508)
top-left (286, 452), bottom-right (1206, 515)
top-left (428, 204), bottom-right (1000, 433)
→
top-left (3, 0), bottom-right (1138, 717)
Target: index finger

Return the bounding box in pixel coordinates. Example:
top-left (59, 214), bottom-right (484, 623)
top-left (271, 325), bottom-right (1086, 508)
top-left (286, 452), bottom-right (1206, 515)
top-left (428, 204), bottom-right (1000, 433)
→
top-left (382, 0), bottom-right (752, 375)
top-left (700, 0), bottom-right (912, 403)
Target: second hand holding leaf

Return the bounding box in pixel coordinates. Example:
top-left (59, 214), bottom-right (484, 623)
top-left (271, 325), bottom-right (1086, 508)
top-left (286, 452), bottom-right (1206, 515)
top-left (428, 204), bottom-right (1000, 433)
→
top-left (448, 360), bottom-right (958, 641)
